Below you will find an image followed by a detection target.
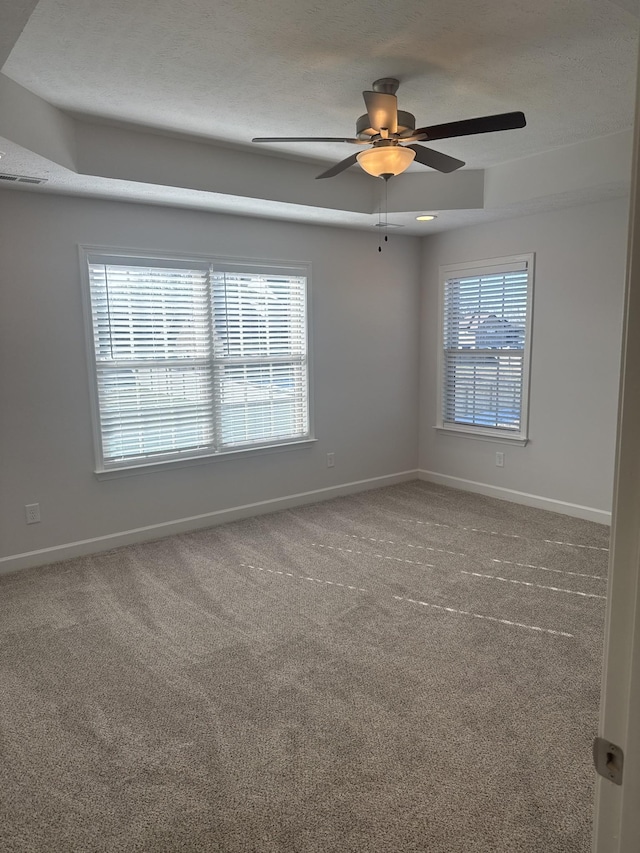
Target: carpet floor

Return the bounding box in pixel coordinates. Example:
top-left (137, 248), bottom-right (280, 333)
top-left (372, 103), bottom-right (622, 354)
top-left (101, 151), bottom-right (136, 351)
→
top-left (0, 480), bottom-right (609, 852)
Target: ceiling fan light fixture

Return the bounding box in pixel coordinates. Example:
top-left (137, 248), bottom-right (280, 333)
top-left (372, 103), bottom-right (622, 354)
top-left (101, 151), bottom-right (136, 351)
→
top-left (356, 145), bottom-right (415, 178)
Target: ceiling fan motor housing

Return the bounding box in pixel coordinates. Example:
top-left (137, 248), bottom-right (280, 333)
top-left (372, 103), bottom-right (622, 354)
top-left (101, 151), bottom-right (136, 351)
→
top-left (356, 110), bottom-right (416, 140)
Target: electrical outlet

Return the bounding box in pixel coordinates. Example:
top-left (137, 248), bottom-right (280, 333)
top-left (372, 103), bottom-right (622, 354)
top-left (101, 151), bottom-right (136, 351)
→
top-left (495, 452), bottom-right (504, 468)
top-left (326, 452), bottom-right (335, 468)
top-left (25, 503), bottom-right (41, 524)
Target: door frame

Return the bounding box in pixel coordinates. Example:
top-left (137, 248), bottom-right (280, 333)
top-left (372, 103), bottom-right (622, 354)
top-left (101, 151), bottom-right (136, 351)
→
top-left (593, 44), bottom-right (640, 853)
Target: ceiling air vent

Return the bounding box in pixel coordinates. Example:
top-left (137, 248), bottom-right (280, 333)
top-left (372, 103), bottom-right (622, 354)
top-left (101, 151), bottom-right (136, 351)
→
top-left (0, 173), bottom-right (48, 185)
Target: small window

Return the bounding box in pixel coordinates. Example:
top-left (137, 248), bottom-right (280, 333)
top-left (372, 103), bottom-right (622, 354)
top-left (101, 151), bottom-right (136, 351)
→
top-left (437, 254), bottom-right (534, 442)
top-left (82, 251), bottom-right (311, 472)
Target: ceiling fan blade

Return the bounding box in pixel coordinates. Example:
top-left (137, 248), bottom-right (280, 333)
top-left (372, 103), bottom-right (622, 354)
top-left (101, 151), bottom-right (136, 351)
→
top-left (316, 153), bottom-right (359, 179)
top-left (414, 111), bottom-right (526, 142)
top-left (252, 136), bottom-right (362, 143)
top-left (363, 91), bottom-right (398, 134)
top-left (406, 144), bottom-right (465, 173)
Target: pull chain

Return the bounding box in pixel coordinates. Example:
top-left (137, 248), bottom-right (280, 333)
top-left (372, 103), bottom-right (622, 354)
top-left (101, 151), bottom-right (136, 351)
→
top-left (378, 176), bottom-right (390, 252)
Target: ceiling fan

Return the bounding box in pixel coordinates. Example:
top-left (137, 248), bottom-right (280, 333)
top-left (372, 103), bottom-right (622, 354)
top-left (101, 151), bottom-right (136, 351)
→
top-left (252, 78), bottom-right (526, 180)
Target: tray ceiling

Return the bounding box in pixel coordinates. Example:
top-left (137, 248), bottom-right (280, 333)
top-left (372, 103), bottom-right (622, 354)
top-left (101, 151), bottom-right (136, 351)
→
top-left (0, 0), bottom-right (638, 233)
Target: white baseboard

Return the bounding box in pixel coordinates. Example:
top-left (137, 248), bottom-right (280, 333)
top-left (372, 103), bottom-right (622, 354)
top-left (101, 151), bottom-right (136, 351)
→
top-left (418, 469), bottom-right (612, 525)
top-left (3, 468), bottom-right (610, 575)
top-left (0, 470), bottom-right (419, 575)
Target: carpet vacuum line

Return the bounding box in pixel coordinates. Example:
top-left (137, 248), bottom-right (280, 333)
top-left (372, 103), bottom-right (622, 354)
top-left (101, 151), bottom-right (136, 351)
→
top-left (342, 534), bottom-right (607, 581)
top-left (400, 517), bottom-right (609, 551)
top-left (237, 561), bottom-right (575, 640)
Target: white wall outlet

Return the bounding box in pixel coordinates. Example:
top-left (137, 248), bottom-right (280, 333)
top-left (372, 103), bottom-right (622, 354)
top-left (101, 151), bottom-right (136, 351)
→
top-left (495, 452), bottom-right (504, 468)
top-left (25, 503), bottom-right (41, 524)
top-left (326, 452), bottom-right (335, 468)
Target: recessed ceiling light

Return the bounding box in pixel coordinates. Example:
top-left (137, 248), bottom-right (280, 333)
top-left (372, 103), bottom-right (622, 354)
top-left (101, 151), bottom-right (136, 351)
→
top-left (416, 214), bottom-right (437, 221)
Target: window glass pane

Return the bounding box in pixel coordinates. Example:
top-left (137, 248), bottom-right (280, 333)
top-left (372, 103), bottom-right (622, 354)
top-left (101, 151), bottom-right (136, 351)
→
top-left (443, 272), bottom-right (528, 352)
top-left (443, 353), bottom-right (523, 430)
top-left (212, 273), bottom-right (306, 359)
top-left (97, 364), bottom-right (214, 462)
top-left (90, 265), bottom-right (210, 361)
top-left (215, 361), bottom-right (308, 447)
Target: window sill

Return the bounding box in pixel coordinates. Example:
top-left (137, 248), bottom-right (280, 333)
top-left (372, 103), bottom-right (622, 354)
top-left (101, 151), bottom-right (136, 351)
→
top-left (95, 437), bottom-right (318, 479)
top-left (434, 426), bottom-right (529, 446)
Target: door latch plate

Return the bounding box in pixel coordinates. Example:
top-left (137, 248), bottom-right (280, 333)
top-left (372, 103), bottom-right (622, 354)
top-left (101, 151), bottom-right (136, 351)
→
top-left (593, 737), bottom-right (624, 786)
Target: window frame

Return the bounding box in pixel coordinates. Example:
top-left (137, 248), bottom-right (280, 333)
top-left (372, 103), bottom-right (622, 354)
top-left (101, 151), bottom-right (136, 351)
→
top-left (79, 246), bottom-right (315, 476)
top-left (435, 253), bottom-right (534, 444)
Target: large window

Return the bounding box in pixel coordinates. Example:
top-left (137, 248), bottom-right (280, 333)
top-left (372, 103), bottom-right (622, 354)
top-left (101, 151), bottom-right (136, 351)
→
top-left (437, 254), bottom-right (534, 442)
top-left (82, 251), bottom-right (311, 472)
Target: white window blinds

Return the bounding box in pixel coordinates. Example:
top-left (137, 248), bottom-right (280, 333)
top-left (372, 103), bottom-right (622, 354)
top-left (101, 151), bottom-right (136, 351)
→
top-left (440, 257), bottom-right (532, 437)
top-left (86, 256), bottom-right (310, 470)
top-left (211, 271), bottom-right (309, 449)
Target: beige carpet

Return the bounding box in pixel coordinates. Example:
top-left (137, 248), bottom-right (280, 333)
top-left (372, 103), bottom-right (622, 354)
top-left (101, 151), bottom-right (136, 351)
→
top-left (0, 481), bottom-right (608, 852)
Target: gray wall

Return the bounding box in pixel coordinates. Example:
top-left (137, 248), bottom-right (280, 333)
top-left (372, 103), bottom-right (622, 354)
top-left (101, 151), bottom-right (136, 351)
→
top-left (0, 192), bottom-right (421, 567)
top-left (0, 190), bottom-right (631, 570)
top-left (419, 197), bottom-right (629, 518)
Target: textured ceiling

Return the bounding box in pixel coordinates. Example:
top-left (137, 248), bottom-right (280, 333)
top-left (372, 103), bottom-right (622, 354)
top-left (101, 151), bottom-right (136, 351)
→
top-left (0, 0), bottom-right (638, 233)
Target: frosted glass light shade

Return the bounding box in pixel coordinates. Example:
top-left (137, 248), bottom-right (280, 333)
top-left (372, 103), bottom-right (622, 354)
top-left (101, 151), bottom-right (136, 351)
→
top-left (356, 146), bottom-right (416, 177)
